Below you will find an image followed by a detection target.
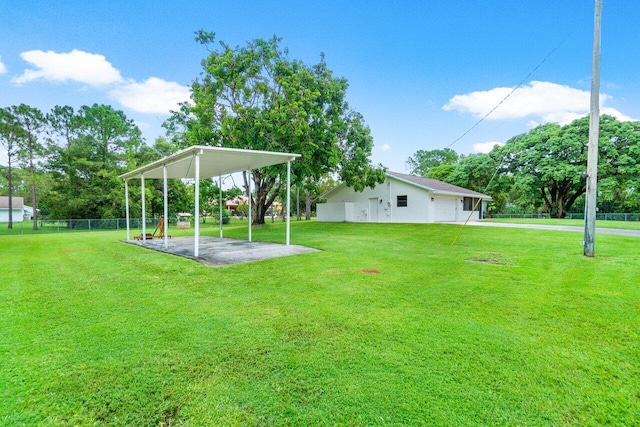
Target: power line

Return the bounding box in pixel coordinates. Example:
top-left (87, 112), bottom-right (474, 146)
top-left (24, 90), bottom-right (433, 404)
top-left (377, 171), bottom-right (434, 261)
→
top-left (447, 32), bottom-right (573, 245)
top-left (444, 33), bottom-right (571, 150)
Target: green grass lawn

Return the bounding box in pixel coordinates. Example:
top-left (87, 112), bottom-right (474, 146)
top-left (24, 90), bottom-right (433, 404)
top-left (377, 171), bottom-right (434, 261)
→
top-left (1, 222), bottom-right (638, 425)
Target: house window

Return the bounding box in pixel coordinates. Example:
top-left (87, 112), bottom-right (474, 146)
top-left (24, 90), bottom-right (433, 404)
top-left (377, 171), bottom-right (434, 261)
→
top-left (463, 197), bottom-right (481, 211)
top-left (397, 195), bottom-right (408, 207)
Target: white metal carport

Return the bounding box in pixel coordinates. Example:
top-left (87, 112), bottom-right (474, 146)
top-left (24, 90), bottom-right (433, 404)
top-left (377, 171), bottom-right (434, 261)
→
top-left (119, 145), bottom-right (301, 257)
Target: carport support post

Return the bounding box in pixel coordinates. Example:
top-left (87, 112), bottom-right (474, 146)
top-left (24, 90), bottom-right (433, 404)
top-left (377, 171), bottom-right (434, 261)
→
top-left (141, 174), bottom-right (146, 241)
top-left (286, 160), bottom-right (291, 245)
top-left (124, 179), bottom-right (130, 240)
top-left (194, 152), bottom-right (201, 257)
top-left (163, 164), bottom-right (169, 249)
top-left (219, 174), bottom-right (223, 238)
top-left (248, 170), bottom-right (252, 243)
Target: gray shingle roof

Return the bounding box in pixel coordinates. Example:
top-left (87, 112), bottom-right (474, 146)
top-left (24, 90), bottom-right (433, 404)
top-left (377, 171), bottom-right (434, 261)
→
top-left (387, 171), bottom-right (490, 198)
top-left (0, 196), bottom-right (24, 209)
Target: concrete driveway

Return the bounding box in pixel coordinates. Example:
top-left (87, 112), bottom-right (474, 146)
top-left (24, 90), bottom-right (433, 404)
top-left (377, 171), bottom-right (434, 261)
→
top-left (459, 221), bottom-right (640, 237)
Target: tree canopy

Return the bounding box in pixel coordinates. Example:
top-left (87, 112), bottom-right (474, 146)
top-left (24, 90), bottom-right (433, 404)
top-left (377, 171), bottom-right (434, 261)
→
top-left (405, 115), bottom-right (640, 218)
top-left (502, 115), bottom-right (640, 217)
top-left (406, 148), bottom-right (459, 177)
top-left (166, 31), bottom-right (385, 224)
top-left (43, 104), bottom-right (145, 220)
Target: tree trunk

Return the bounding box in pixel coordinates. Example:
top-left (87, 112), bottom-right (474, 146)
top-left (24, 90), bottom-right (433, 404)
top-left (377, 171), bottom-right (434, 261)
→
top-left (7, 156), bottom-right (13, 229)
top-left (30, 156), bottom-right (38, 230)
top-left (556, 194), bottom-right (564, 218)
top-left (541, 187), bottom-right (552, 217)
top-left (305, 191), bottom-right (312, 220)
top-left (296, 187), bottom-right (301, 221)
top-left (247, 170), bottom-right (279, 226)
top-left (565, 186), bottom-right (586, 214)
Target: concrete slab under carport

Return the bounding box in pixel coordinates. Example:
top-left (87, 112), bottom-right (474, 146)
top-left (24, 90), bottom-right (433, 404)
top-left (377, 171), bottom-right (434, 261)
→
top-left (125, 236), bottom-right (319, 267)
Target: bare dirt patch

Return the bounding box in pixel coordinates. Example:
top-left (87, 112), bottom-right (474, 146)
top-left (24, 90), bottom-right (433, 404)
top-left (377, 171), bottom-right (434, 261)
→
top-left (466, 256), bottom-right (512, 266)
top-left (359, 269), bottom-right (381, 274)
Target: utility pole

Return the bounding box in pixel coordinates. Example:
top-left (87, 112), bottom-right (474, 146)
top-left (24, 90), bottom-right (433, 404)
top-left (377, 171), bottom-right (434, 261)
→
top-left (584, 0), bottom-right (602, 257)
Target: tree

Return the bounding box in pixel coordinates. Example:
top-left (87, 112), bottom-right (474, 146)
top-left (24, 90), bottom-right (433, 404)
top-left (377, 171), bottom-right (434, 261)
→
top-left (502, 115), bottom-right (640, 217)
top-left (446, 152), bottom-right (511, 214)
top-left (45, 105), bottom-right (81, 220)
top-left (0, 107), bottom-right (26, 229)
top-left (504, 122), bottom-right (587, 218)
top-left (596, 118), bottom-right (640, 212)
top-left (406, 148), bottom-right (459, 177)
top-left (198, 178), bottom-right (219, 223)
top-left (426, 163), bottom-right (456, 182)
top-left (11, 104), bottom-right (46, 230)
top-left (167, 31), bottom-right (385, 225)
top-left (302, 174), bottom-right (337, 220)
top-left (43, 104), bottom-right (144, 220)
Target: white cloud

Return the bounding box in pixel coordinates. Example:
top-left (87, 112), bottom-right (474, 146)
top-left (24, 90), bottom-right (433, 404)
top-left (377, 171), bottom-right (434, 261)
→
top-left (443, 80), bottom-right (635, 125)
top-left (109, 77), bottom-right (191, 114)
top-left (473, 141), bottom-right (504, 154)
top-left (601, 107), bottom-right (635, 122)
top-left (12, 49), bottom-right (123, 86)
top-left (0, 56), bottom-right (7, 74)
top-left (380, 143), bottom-right (391, 152)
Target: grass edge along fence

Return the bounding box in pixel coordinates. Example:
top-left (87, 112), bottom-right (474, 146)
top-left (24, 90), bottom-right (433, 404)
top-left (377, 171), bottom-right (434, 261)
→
top-left (0, 216), bottom-right (248, 235)
top-left (0, 218), bottom-right (156, 235)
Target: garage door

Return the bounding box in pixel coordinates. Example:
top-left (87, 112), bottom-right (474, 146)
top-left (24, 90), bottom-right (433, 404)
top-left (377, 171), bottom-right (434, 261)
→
top-left (434, 197), bottom-right (458, 222)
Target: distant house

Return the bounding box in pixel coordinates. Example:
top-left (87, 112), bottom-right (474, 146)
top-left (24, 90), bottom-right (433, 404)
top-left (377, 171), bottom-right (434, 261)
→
top-left (317, 171), bottom-right (492, 223)
top-left (0, 196), bottom-right (25, 223)
top-left (225, 195), bottom-right (248, 214)
top-left (23, 205), bottom-right (35, 220)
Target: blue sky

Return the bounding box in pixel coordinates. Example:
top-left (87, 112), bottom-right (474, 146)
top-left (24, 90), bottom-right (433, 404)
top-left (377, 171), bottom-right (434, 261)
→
top-left (1, 0), bottom-right (639, 172)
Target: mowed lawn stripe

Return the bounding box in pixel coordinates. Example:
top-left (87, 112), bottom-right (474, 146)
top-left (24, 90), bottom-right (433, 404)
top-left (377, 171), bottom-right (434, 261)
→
top-left (0, 222), bottom-right (638, 425)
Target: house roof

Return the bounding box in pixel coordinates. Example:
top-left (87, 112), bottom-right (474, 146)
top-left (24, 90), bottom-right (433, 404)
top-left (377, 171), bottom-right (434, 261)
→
top-left (322, 171), bottom-right (492, 199)
top-left (119, 145), bottom-right (301, 180)
top-left (0, 196), bottom-right (24, 209)
top-left (386, 171), bottom-right (491, 199)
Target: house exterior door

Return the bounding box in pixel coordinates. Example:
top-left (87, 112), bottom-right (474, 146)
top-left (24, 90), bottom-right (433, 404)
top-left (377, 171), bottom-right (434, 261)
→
top-left (368, 198), bottom-right (379, 222)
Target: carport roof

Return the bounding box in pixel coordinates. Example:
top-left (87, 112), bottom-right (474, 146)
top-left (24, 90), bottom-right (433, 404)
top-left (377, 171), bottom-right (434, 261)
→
top-left (119, 145), bottom-right (301, 180)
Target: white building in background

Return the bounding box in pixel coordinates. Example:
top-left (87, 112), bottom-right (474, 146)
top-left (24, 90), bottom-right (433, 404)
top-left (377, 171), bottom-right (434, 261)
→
top-left (317, 171), bottom-right (492, 223)
top-left (0, 196), bottom-right (24, 222)
top-left (23, 205), bottom-right (34, 220)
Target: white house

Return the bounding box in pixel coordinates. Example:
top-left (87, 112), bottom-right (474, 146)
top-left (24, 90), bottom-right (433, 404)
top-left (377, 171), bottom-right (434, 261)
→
top-left (23, 205), bottom-right (35, 220)
top-left (0, 196), bottom-right (25, 223)
top-left (317, 171), bottom-right (492, 223)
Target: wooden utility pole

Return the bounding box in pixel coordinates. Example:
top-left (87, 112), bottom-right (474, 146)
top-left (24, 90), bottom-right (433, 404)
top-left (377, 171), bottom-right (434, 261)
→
top-left (584, 0), bottom-right (602, 257)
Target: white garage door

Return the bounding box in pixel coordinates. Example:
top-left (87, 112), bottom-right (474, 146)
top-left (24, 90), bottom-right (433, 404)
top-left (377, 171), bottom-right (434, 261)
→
top-left (434, 197), bottom-right (458, 222)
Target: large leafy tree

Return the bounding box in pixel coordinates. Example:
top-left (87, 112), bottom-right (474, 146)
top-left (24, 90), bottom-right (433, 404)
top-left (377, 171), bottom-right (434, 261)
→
top-left (502, 115), bottom-right (640, 217)
top-left (44, 104), bottom-right (144, 219)
top-left (596, 118), bottom-right (640, 212)
top-left (167, 31), bottom-right (385, 224)
top-left (406, 148), bottom-right (459, 177)
top-left (446, 152), bottom-right (512, 214)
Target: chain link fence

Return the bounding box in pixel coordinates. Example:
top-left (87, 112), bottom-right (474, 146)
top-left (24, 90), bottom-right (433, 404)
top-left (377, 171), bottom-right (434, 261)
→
top-left (566, 213), bottom-right (640, 221)
top-left (1, 218), bottom-right (159, 234)
top-left (490, 214), bottom-right (551, 219)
